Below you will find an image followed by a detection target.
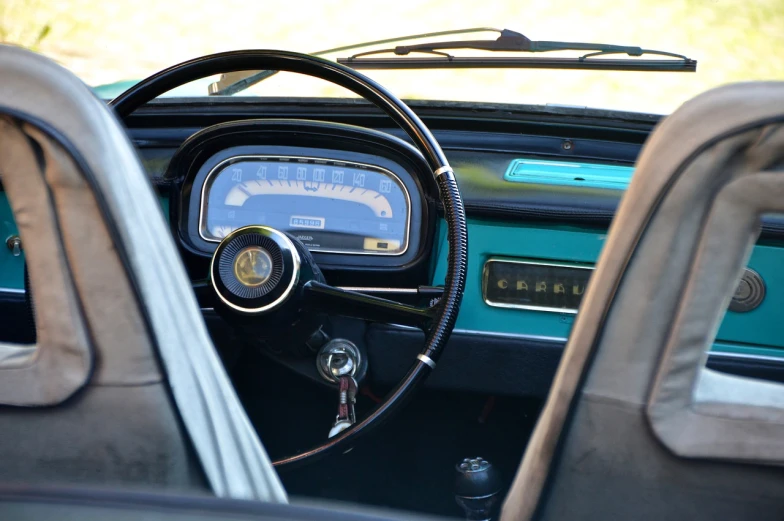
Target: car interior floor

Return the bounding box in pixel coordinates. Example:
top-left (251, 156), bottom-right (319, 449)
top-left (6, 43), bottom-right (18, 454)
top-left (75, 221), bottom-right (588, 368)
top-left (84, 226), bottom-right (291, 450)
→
top-left (230, 346), bottom-right (542, 518)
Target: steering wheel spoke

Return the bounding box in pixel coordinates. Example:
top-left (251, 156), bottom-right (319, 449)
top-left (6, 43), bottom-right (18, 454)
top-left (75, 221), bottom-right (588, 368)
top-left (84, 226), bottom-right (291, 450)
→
top-left (303, 281), bottom-right (436, 330)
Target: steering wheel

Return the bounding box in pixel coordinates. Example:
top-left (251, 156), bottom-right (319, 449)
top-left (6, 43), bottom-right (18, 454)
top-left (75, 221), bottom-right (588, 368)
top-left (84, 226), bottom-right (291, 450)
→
top-left (110, 51), bottom-right (467, 468)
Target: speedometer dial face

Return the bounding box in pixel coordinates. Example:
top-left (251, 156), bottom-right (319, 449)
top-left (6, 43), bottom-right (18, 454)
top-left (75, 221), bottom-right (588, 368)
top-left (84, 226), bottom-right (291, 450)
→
top-left (200, 156), bottom-right (411, 255)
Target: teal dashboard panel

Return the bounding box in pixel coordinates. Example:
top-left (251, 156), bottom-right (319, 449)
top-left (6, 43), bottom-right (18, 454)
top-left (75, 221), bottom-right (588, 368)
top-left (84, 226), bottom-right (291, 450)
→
top-left (431, 219), bottom-right (603, 339)
top-left (0, 194), bottom-right (170, 291)
top-left (1, 192), bottom-right (781, 358)
top-left (0, 192), bottom-right (23, 291)
top-left (431, 218), bottom-right (784, 356)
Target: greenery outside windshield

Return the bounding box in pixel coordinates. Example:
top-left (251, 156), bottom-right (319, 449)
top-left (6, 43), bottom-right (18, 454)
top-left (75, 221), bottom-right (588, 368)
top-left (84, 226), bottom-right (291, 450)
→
top-left (2, 0), bottom-right (783, 115)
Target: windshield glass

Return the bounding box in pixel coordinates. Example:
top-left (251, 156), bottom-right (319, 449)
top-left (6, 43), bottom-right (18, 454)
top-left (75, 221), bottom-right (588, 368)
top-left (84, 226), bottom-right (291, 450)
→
top-left (2, 0), bottom-right (782, 114)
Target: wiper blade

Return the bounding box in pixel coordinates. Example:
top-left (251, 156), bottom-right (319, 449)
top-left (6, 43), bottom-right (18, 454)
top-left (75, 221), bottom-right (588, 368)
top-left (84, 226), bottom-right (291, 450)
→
top-left (337, 29), bottom-right (696, 73)
top-left (337, 56), bottom-right (696, 72)
top-left (209, 28), bottom-right (695, 95)
top-left (358, 29), bottom-right (673, 58)
top-left (208, 27), bottom-right (502, 95)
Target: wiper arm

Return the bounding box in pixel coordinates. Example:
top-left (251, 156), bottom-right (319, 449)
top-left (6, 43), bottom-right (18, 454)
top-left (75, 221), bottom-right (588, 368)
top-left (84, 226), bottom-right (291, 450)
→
top-left (383, 29), bottom-right (657, 57)
top-left (338, 29), bottom-right (696, 73)
top-left (207, 27), bottom-right (502, 95)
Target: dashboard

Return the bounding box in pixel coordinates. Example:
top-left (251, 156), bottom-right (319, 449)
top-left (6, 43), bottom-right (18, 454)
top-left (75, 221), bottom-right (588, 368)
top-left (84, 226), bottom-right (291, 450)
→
top-left (2, 99), bottom-right (784, 397)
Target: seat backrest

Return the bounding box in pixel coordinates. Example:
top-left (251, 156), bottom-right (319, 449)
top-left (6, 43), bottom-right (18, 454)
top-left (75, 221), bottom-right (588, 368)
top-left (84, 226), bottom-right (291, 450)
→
top-left (502, 82), bottom-right (784, 521)
top-left (0, 45), bottom-right (285, 501)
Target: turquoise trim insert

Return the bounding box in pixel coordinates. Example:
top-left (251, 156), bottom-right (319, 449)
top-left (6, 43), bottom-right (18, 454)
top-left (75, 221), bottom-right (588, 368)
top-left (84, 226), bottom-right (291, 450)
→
top-left (0, 192), bottom-right (24, 291)
top-left (433, 218), bottom-right (606, 338)
top-left (0, 193), bottom-right (170, 292)
top-left (504, 159), bottom-right (634, 190)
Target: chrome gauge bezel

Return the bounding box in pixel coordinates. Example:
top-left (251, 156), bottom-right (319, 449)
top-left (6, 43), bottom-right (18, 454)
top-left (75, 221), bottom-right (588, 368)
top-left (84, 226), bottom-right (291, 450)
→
top-left (170, 122), bottom-right (435, 272)
top-left (198, 155), bottom-right (413, 257)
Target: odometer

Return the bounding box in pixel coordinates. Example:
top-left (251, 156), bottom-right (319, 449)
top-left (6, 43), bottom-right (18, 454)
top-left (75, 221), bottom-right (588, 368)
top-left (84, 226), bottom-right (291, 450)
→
top-left (199, 156), bottom-right (411, 255)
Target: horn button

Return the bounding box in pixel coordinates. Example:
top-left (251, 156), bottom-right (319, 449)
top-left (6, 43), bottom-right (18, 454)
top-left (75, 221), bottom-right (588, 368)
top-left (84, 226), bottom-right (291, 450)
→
top-left (210, 225), bottom-right (325, 346)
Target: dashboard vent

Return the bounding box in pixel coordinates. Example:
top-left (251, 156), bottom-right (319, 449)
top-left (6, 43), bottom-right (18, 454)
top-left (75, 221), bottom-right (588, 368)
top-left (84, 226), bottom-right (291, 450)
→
top-left (503, 159), bottom-right (633, 190)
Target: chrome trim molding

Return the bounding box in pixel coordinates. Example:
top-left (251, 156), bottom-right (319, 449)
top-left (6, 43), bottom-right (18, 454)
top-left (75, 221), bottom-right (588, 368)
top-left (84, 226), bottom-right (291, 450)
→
top-left (452, 328), bottom-right (569, 344)
top-left (709, 351), bottom-right (784, 365)
top-left (336, 286), bottom-right (419, 294)
top-left (433, 165), bottom-right (454, 178)
top-left (417, 353), bottom-right (437, 369)
top-left (381, 323), bottom-right (571, 343)
top-left (484, 301), bottom-right (580, 315)
top-left (198, 154), bottom-right (413, 257)
top-left (381, 325), bottom-right (784, 365)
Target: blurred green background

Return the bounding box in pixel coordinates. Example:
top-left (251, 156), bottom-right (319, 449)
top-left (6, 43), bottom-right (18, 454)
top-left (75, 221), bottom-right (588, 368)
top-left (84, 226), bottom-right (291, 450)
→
top-left (2, 0), bottom-right (783, 113)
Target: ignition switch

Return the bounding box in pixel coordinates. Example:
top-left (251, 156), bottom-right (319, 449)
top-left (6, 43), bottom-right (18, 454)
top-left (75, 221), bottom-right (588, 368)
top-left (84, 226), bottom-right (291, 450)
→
top-left (316, 339), bottom-right (362, 384)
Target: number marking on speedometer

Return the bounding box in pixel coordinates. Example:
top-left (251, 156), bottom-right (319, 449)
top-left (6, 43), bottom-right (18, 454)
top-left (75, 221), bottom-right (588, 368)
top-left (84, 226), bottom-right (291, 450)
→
top-left (224, 180), bottom-right (395, 218)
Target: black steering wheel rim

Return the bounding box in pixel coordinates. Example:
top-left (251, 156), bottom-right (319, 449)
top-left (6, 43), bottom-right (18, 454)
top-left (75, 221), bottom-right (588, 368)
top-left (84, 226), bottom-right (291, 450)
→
top-left (111, 50), bottom-right (468, 469)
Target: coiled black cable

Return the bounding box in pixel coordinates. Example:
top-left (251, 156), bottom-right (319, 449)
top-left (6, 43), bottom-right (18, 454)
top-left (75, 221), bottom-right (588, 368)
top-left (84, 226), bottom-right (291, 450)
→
top-left (426, 171), bottom-right (468, 362)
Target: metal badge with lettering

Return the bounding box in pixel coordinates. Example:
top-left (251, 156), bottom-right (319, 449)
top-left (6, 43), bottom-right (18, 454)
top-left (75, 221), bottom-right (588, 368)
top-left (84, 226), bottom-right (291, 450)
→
top-left (482, 259), bottom-right (593, 313)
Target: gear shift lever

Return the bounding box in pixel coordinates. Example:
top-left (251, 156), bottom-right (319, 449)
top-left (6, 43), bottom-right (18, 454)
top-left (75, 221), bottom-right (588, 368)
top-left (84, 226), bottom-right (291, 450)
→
top-left (455, 457), bottom-right (502, 521)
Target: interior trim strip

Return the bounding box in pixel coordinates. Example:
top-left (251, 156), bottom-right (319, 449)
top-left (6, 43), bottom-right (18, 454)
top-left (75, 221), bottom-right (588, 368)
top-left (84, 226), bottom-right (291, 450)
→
top-left (384, 324), bottom-right (784, 364)
top-left (336, 286), bottom-right (419, 294)
top-left (452, 327), bottom-right (569, 344)
top-left (708, 351), bottom-right (784, 365)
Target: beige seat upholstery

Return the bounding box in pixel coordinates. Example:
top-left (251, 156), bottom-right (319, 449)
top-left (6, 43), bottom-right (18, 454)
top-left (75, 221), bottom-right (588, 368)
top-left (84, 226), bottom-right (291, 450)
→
top-left (0, 45), bottom-right (286, 501)
top-left (502, 82), bottom-right (784, 520)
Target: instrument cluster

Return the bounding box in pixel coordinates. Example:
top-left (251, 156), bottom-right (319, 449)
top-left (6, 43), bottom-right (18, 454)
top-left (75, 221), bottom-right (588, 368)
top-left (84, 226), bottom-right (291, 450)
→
top-left (168, 119), bottom-right (436, 277)
top-left (200, 156), bottom-right (411, 256)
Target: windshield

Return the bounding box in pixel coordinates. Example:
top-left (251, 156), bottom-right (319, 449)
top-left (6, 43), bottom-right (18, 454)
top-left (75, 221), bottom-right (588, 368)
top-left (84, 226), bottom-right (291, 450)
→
top-left (2, 0), bottom-right (782, 114)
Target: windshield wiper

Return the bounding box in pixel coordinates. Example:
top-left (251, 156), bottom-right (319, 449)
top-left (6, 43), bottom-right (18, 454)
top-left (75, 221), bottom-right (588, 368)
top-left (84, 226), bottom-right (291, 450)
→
top-left (337, 29), bottom-right (696, 72)
top-left (209, 28), bottom-right (695, 95)
top-left (207, 27), bottom-right (502, 95)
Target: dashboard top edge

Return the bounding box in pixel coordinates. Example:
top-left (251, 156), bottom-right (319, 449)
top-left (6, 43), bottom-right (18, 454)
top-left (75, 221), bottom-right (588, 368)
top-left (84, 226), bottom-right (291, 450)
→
top-left (122, 100), bottom-right (658, 144)
top-left (128, 97), bottom-right (664, 125)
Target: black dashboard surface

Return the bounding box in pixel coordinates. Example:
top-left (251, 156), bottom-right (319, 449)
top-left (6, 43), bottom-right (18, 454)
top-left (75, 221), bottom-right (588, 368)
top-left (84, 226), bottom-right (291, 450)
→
top-left (133, 107), bottom-right (784, 239)
top-left (133, 98), bottom-right (649, 234)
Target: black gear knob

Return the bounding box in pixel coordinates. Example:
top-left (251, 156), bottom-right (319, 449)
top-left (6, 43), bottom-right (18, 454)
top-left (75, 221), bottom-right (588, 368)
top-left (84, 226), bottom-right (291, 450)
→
top-left (455, 457), bottom-right (502, 521)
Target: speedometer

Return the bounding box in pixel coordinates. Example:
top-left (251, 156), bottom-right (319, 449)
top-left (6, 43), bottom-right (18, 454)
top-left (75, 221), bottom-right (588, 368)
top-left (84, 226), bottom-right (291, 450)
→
top-left (199, 156), bottom-right (411, 255)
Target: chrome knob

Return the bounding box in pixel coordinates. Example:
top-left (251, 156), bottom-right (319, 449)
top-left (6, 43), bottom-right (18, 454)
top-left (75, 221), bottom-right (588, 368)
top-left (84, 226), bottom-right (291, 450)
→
top-left (6, 236), bottom-right (21, 257)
